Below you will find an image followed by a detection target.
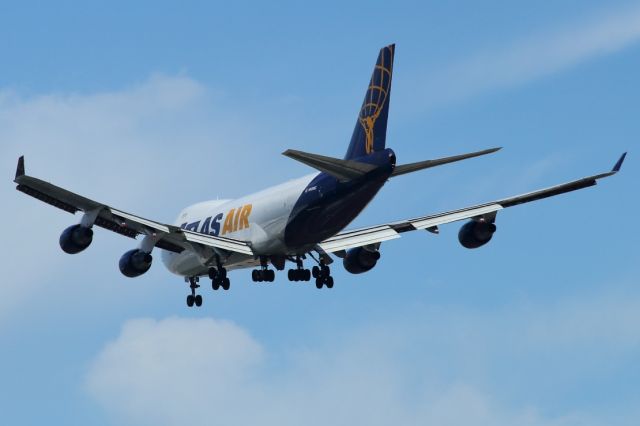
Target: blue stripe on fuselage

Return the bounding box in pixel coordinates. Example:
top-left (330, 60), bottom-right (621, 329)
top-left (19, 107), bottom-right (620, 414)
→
top-left (284, 148), bottom-right (396, 250)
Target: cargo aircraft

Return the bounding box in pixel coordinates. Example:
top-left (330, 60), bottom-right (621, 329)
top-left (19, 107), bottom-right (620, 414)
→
top-left (14, 44), bottom-right (626, 307)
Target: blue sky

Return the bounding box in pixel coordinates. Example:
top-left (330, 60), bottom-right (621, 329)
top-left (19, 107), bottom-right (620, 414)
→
top-left (1, 1), bottom-right (639, 425)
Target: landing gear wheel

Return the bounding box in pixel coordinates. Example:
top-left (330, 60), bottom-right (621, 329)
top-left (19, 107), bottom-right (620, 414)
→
top-left (315, 277), bottom-right (323, 289)
top-left (195, 294), bottom-right (203, 306)
top-left (312, 266), bottom-right (319, 278)
top-left (208, 268), bottom-right (218, 280)
top-left (212, 280), bottom-right (220, 291)
top-left (186, 277), bottom-right (201, 307)
top-left (326, 276), bottom-right (334, 288)
top-left (253, 256), bottom-right (274, 283)
top-left (288, 268), bottom-right (310, 282)
top-left (222, 277), bottom-right (230, 290)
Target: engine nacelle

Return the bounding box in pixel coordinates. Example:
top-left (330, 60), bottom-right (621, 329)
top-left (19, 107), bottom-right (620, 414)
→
top-left (343, 247), bottom-right (381, 274)
top-left (119, 249), bottom-right (153, 278)
top-left (59, 224), bottom-right (94, 254)
top-left (458, 220), bottom-right (497, 249)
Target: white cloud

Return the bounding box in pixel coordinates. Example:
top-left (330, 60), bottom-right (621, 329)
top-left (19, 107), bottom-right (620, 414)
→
top-left (86, 282), bottom-right (640, 426)
top-left (87, 317), bottom-right (263, 426)
top-left (420, 4), bottom-right (640, 107)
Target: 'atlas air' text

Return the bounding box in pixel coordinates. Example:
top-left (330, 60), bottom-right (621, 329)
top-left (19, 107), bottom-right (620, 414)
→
top-left (180, 204), bottom-right (253, 236)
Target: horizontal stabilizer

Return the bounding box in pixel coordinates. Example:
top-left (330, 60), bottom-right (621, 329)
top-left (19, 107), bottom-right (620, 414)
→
top-left (391, 147), bottom-right (501, 177)
top-left (283, 149), bottom-right (377, 182)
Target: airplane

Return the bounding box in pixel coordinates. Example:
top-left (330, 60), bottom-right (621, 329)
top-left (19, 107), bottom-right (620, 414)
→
top-left (14, 44), bottom-right (626, 307)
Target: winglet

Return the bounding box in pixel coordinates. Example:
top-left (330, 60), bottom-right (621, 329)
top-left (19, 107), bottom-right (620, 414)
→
top-left (612, 152), bottom-right (627, 173)
top-left (15, 156), bottom-right (25, 180)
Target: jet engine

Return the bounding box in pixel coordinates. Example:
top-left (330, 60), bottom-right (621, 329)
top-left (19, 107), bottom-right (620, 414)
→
top-left (59, 224), bottom-right (93, 254)
top-left (343, 246), bottom-right (381, 274)
top-left (119, 249), bottom-right (153, 277)
top-left (458, 220), bottom-right (497, 249)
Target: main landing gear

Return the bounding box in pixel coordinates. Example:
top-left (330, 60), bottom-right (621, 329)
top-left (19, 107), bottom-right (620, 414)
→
top-left (288, 256), bottom-right (311, 282)
top-left (287, 255), bottom-right (333, 288)
top-left (312, 264), bottom-right (333, 289)
top-left (209, 266), bottom-right (230, 291)
top-left (252, 257), bottom-right (275, 282)
top-left (186, 276), bottom-right (203, 307)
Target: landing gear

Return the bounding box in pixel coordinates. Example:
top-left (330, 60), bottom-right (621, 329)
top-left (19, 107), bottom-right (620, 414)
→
top-left (252, 269), bottom-right (275, 282)
top-left (186, 294), bottom-right (203, 307)
top-left (288, 256), bottom-right (311, 282)
top-left (251, 256), bottom-right (275, 283)
top-left (209, 265), bottom-right (230, 291)
top-left (186, 277), bottom-right (203, 307)
top-left (314, 264), bottom-right (333, 289)
top-left (287, 268), bottom-right (310, 281)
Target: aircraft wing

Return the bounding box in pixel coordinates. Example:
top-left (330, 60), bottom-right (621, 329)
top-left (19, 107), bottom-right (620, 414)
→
top-left (13, 156), bottom-right (253, 256)
top-left (318, 153), bottom-right (627, 253)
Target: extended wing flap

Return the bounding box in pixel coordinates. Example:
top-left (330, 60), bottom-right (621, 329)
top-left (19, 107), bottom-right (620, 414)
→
top-left (318, 225), bottom-right (400, 253)
top-left (109, 208), bottom-right (172, 234)
top-left (182, 230), bottom-right (254, 255)
top-left (408, 204), bottom-right (503, 230)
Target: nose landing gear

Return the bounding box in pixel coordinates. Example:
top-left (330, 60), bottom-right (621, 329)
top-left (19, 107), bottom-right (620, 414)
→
top-left (186, 276), bottom-right (203, 307)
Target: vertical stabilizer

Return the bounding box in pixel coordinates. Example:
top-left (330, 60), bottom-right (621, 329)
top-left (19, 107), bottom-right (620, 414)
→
top-left (345, 44), bottom-right (395, 160)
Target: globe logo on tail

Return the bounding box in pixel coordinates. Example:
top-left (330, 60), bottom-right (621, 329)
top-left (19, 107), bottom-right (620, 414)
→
top-left (358, 45), bottom-right (394, 154)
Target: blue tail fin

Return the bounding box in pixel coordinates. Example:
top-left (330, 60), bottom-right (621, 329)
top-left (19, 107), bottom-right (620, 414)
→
top-left (345, 44), bottom-right (395, 160)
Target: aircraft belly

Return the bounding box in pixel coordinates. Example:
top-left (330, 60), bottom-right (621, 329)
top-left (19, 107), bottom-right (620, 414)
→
top-left (161, 248), bottom-right (260, 277)
top-left (161, 249), bottom-right (204, 276)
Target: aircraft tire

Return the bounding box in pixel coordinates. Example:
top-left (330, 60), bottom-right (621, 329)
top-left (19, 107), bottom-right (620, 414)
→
top-left (208, 268), bottom-right (218, 280)
top-left (326, 276), bottom-right (334, 288)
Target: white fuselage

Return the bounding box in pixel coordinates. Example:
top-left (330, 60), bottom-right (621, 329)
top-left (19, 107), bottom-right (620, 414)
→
top-left (161, 173), bottom-right (318, 277)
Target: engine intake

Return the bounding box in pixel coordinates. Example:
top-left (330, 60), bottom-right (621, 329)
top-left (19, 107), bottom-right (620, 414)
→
top-left (458, 220), bottom-right (497, 249)
top-left (59, 225), bottom-right (93, 254)
top-left (343, 246), bottom-right (381, 274)
top-left (119, 249), bottom-right (153, 278)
